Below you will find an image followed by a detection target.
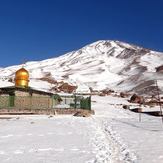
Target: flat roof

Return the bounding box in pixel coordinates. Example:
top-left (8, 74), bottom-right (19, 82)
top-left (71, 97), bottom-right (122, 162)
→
top-left (0, 86), bottom-right (55, 96)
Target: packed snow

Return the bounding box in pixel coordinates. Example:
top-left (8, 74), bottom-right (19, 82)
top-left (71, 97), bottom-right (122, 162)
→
top-left (0, 95), bottom-right (163, 163)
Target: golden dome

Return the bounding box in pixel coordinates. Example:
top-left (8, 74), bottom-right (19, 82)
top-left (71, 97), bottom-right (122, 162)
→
top-left (15, 68), bottom-right (29, 87)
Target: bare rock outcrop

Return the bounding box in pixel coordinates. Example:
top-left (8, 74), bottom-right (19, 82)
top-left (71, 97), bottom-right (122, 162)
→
top-left (129, 94), bottom-right (144, 104)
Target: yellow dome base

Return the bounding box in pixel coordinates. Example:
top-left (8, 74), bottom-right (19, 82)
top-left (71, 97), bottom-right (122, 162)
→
top-left (15, 79), bottom-right (29, 87)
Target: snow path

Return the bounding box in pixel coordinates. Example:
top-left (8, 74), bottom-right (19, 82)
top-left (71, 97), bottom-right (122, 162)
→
top-left (90, 117), bottom-right (136, 163)
top-left (0, 115), bottom-right (116, 163)
top-left (0, 115), bottom-right (135, 163)
top-left (0, 95), bottom-right (163, 163)
top-left (92, 95), bottom-right (163, 163)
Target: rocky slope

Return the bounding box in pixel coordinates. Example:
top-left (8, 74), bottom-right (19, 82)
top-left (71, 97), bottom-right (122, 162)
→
top-left (0, 40), bottom-right (163, 95)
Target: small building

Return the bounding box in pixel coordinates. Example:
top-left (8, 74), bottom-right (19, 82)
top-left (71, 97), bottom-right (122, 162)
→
top-left (0, 68), bottom-right (61, 110)
top-left (0, 86), bottom-right (60, 109)
top-left (0, 67), bottom-right (92, 114)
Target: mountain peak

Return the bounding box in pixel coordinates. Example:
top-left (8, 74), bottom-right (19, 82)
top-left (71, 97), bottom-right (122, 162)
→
top-left (0, 40), bottom-right (163, 95)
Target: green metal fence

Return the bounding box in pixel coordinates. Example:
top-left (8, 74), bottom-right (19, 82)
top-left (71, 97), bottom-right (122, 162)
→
top-left (0, 95), bottom-right (91, 110)
top-left (80, 96), bottom-right (91, 110)
top-left (58, 95), bottom-right (91, 110)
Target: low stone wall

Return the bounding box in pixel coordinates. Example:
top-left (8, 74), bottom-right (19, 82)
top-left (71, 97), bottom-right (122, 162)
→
top-left (0, 108), bottom-right (95, 115)
top-left (55, 108), bottom-right (94, 115)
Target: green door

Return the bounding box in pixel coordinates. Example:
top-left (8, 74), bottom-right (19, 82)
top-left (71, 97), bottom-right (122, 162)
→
top-left (9, 95), bottom-right (15, 107)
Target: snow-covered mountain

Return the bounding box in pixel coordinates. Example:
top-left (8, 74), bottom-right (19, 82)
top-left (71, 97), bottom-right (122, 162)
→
top-left (0, 40), bottom-right (163, 95)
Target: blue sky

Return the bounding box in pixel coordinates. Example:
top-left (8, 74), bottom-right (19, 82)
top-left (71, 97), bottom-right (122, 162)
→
top-left (0, 0), bottom-right (163, 67)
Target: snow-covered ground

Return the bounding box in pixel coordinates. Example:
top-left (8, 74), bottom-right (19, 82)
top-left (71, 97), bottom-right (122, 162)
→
top-left (92, 96), bottom-right (163, 163)
top-left (0, 116), bottom-right (98, 163)
top-left (0, 95), bottom-right (163, 163)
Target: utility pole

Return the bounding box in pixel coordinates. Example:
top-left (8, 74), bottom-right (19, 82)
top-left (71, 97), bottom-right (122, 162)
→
top-left (155, 80), bottom-right (163, 123)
